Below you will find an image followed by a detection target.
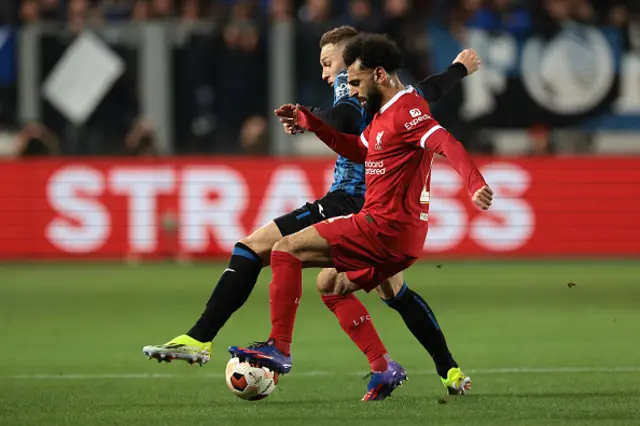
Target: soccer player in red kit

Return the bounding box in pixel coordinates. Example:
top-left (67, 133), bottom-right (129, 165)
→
top-left (229, 33), bottom-right (493, 399)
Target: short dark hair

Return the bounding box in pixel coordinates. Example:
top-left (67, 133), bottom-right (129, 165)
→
top-left (319, 26), bottom-right (359, 48)
top-left (343, 33), bottom-right (403, 73)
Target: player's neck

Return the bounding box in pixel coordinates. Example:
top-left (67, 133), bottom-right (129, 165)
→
top-left (389, 75), bottom-right (404, 90)
top-left (379, 86), bottom-right (405, 109)
top-left (380, 75), bottom-right (406, 104)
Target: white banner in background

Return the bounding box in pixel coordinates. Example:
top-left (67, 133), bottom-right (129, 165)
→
top-left (42, 30), bottom-right (124, 125)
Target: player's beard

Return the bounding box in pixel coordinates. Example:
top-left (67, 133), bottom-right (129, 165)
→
top-left (363, 86), bottom-right (384, 115)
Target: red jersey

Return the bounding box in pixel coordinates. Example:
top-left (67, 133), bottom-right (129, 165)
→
top-left (358, 87), bottom-right (438, 256)
top-left (297, 86), bottom-right (487, 258)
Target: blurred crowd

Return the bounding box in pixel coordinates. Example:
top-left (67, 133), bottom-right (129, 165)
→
top-left (0, 0), bottom-right (638, 156)
top-left (4, 0), bottom-right (638, 30)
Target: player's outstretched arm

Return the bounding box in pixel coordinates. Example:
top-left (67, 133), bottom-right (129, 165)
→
top-left (276, 101), bottom-right (363, 136)
top-left (291, 104), bottom-right (367, 163)
top-left (423, 127), bottom-right (492, 210)
top-left (417, 49), bottom-right (481, 103)
top-left (306, 102), bottom-right (363, 135)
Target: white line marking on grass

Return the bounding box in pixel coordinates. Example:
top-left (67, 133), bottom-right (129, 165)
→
top-left (7, 367), bottom-right (640, 380)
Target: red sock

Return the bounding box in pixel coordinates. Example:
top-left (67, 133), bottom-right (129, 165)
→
top-left (322, 294), bottom-right (389, 372)
top-left (268, 251), bottom-right (303, 356)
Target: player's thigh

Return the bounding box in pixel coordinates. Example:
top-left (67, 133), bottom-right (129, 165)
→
top-left (316, 269), bottom-right (359, 296)
top-left (273, 191), bottom-right (364, 238)
top-left (245, 193), bottom-right (364, 267)
top-left (273, 225), bottom-right (333, 268)
top-left (239, 221), bottom-right (283, 265)
top-left (374, 272), bottom-right (404, 300)
top-left (315, 213), bottom-right (399, 279)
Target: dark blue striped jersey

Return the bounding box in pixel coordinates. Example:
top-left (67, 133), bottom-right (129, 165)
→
top-left (328, 70), bottom-right (426, 198)
top-left (328, 70), bottom-right (368, 198)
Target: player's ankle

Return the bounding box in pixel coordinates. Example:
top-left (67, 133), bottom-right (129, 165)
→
top-left (369, 354), bottom-right (389, 373)
top-left (272, 339), bottom-right (291, 356)
top-left (436, 361), bottom-right (458, 379)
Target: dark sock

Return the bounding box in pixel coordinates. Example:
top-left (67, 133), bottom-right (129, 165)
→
top-left (383, 282), bottom-right (458, 379)
top-left (187, 242), bottom-right (263, 342)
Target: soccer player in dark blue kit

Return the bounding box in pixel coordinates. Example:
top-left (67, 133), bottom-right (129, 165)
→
top-left (144, 26), bottom-right (480, 397)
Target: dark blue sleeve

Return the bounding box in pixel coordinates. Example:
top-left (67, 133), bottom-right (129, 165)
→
top-left (416, 63), bottom-right (468, 103)
top-left (335, 96), bottom-right (363, 113)
top-left (306, 102), bottom-right (364, 134)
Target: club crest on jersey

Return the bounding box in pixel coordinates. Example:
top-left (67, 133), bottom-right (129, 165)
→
top-left (410, 108), bottom-right (422, 118)
top-left (375, 131), bottom-right (384, 150)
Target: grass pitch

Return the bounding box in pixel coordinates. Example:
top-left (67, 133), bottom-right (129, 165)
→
top-left (1, 261), bottom-right (639, 425)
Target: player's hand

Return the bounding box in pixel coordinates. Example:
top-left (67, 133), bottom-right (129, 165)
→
top-left (453, 49), bottom-right (481, 75)
top-left (292, 104), bottom-right (315, 131)
top-left (282, 121), bottom-right (303, 135)
top-left (275, 103), bottom-right (296, 119)
top-left (275, 104), bottom-right (304, 135)
top-left (276, 104), bottom-right (320, 133)
top-left (472, 185), bottom-right (493, 210)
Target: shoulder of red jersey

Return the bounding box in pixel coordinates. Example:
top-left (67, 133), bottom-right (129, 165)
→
top-left (393, 89), bottom-right (432, 127)
top-left (387, 88), bottom-right (444, 148)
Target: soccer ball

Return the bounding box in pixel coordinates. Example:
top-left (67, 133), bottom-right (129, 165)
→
top-left (225, 357), bottom-right (279, 401)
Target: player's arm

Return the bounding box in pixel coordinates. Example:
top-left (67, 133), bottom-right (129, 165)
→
top-left (416, 49), bottom-right (480, 103)
top-left (423, 127), bottom-right (492, 209)
top-left (306, 100), bottom-right (363, 134)
top-left (423, 127), bottom-right (485, 191)
top-left (416, 64), bottom-right (467, 103)
top-left (397, 108), bottom-right (492, 209)
top-left (276, 101), bottom-right (362, 135)
top-left (293, 104), bottom-right (368, 163)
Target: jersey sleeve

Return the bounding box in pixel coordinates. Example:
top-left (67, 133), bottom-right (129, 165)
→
top-left (393, 100), bottom-right (441, 148)
top-left (307, 102), bottom-right (363, 134)
top-left (358, 124), bottom-right (372, 151)
top-left (394, 101), bottom-right (486, 195)
top-left (415, 63), bottom-right (467, 103)
top-left (297, 106), bottom-right (368, 163)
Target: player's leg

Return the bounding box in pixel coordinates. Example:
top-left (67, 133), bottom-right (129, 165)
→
top-left (376, 273), bottom-right (471, 394)
top-left (376, 273), bottom-right (458, 376)
top-left (316, 267), bottom-right (409, 400)
top-left (316, 269), bottom-right (389, 373)
top-left (185, 222), bottom-right (281, 341)
top-left (229, 224), bottom-right (335, 374)
top-left (142, 222), bottom-right (281, 364)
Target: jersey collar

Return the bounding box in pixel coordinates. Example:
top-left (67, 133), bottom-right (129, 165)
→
top-left (378, 85), bottom-right (415, 115)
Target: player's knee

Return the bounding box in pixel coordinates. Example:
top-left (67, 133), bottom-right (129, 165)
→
top-left (239, 236), bottom-right (270, 264)
top-left (272, 234), bottom-right (305, 257)
top-left (316, 269), bottom-right (338, 295)
top-left (333, 273), bottom-right (355, 296)
top-left (240, 222), bottom-right (282, 264)
top-left (271, 236), bottom-right (291, 255)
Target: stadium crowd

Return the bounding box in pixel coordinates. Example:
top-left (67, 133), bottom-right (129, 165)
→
top-left (0, 0), bottom-right (638, 156)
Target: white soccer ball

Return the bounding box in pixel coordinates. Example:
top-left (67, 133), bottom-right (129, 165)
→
top-left (225, 357), bottom-right (278, 401)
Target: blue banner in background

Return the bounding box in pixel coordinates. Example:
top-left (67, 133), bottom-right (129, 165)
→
top-left (427, 23), bottom-right (640, 130)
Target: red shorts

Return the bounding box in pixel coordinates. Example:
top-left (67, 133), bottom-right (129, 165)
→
top-left (313, 213), bottom-right (417, 292)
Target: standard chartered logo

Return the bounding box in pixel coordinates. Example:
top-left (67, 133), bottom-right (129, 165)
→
top-left (521, 25), bottom-right (615, 114)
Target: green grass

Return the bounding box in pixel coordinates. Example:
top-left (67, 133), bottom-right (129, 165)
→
top-left (0, 261), bottom-right (639, 425)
